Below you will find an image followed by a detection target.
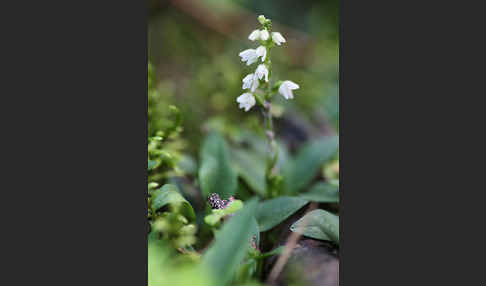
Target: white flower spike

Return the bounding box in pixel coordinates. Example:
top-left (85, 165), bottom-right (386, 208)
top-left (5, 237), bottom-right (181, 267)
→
top-left (238, 16), bottom-right (297, 112)
top-left (272, 32), bottom-right (286, 46)
top-left (255, 46), bottom-right (267, 62)
top-left (255, 64), bottom-right (269, 82)
top-left (242, 73), bottom-right (259, 92)
top-left (236, 93), bottom-right (256, 112)
top-left (278, 80), bottom-right (299, 99)
top-left (239, 49), bottom-right (259, 65)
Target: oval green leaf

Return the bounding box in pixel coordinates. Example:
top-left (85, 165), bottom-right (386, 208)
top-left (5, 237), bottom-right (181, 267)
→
top-left (232, 148), bottom-right (266, 196)
top-left (199, 132), bottom-right (237, 199)
top-left (284, 136), bottom-right (338, 194)
top-left (255, 196), bottom-right (308, 232)
top-left (290, 209), bottom-right (339, 244)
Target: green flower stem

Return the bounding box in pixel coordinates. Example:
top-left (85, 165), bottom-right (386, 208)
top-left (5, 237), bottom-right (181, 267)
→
top-left (262, 101), bottom-right (275, 156)
top-left (259, 19), bottom-right (280, 197)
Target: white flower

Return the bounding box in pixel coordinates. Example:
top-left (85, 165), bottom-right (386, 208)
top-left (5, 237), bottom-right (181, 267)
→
top-left (248, 29), bottom-right (270, 41)
top-left (278, 80), bottom-right (299, 99)
top-left (255, 46), bottom-right (267, 62)
top-left (260, 29), bottom-right (269, 40)
top-left (248, 30), bottom-right (260, 41)
top-left (272, 32), bottom-right (286, 45)
top-left (239, 46), bottom-right (266, 65)
top-left (239, 49), bottom-right (259, 65)
top-left (242, 74), bottom-right (253, 89)
top-left (237, 93), bottom-right (256, 112)
top-left (242, 73), bottom-right (259, 92)
top-left (248, 29), bottom-right (269, 41)
top-left (255, 64), bottom-right (269, 82)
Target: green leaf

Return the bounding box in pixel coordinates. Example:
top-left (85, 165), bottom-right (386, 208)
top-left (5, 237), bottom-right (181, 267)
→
top-left (232, 148), bottom-right (266, 196)
top-left (225, 199), bottom-right (243, 213)
top-left (204, 210), bottom-right (224, 226)
top-left (290, 209), bottom-right (339, 244)
top-left (204, 200), bottom-right (244, 226)
top-left (199, 132), bottom-right (237, 199)
top-left (255, 196), bottom-right (308, 231)
top-left (298, 182), bottom-right (339, 203)
top-left (151, 184), bottom-right (196, 221)
top-left (202, 198), bottom-right (258, 286)
top-left (284, 136), bottom-right (338, 194)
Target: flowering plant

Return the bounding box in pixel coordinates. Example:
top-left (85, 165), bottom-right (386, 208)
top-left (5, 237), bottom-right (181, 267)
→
top-left (237, 15), bottom-right (300, 197)
top-left (148, 11), bottom-right (339, 286)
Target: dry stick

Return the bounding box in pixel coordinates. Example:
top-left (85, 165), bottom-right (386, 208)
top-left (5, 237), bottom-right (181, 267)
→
top-left (266, 202), bottom-right (318, 285)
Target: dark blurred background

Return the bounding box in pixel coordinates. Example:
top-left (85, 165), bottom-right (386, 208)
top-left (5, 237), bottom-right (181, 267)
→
top-left (148, 0), bottom-right (339, 155)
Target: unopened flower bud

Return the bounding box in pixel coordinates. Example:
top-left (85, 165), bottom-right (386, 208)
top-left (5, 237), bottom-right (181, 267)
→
top-left (258, 15), bottom-right (266, 25)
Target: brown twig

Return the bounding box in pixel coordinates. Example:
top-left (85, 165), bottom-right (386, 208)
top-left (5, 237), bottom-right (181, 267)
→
top-left (266, 202), bottom-right (317, 285)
